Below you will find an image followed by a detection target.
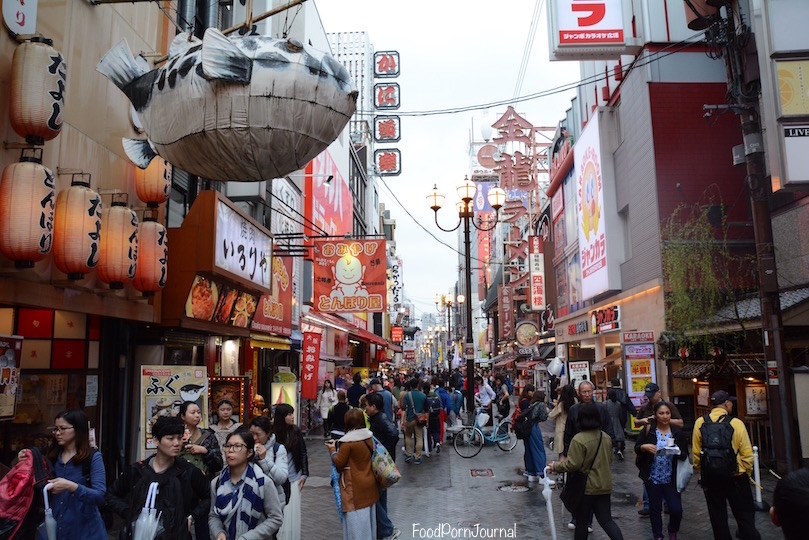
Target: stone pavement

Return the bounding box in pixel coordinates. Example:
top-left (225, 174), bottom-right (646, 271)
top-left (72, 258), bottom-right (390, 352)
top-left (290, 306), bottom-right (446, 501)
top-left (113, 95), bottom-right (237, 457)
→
top-left (301, 417), bottom-right (785, 539)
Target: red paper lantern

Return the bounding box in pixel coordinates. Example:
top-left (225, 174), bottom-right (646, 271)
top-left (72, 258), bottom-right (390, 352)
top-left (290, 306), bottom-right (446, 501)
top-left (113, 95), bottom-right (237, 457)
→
top-left (133, 211), bottom-right (167, 295)
top-left (10, 38), bottom-right (66, 145)
top-left (135, 159), bottom-right (171, 207)
top-left (97, 195), bottom-right (138, 289)
top-left (52, 175), bottom-right (102, 280)
top-left (0, 150), bottom-right (55, 267)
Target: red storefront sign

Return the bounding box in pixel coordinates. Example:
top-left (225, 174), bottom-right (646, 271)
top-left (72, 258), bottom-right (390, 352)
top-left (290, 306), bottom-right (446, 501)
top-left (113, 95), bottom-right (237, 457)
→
top-left (301, 332), bottom-right (321, 399)
top-left (251, 256), bottom-right (293, 336)
top-left (498, 285), bottom-right (514, 339)
top-left (312, 239), bottom-right (387, 313)
top-left (391, 325), bottom-right (403, 343)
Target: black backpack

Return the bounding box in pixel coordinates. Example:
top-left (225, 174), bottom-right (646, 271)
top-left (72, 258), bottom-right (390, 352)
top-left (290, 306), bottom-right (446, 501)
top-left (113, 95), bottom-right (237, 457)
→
top-left (699, 414), bottom-right (738, 477)
top-left (426, 395), bottom-right (442, 417)
top-left (80, 449), bottom-right (115, 530)
top-left (513, 403), bottom-right (546, 440)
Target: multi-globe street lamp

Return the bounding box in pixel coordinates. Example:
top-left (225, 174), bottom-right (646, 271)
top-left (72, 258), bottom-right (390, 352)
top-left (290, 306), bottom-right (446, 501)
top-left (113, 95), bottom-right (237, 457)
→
top-left (427, 176), bottom-right (505, 418)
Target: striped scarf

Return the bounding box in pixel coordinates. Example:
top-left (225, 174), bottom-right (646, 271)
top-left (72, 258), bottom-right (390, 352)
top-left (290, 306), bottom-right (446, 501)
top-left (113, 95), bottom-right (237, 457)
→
top-left (215, 463), bottom-right (265, 539)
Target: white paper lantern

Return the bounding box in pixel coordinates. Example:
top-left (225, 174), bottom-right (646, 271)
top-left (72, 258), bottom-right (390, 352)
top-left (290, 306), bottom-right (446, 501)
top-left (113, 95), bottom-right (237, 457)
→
top-left (98, 195), bottom-right (138, 289)
top-left (10, 38), bottom-right (66, 144)
top-left (52, 176), bottom-right (102, 280)
top-left (133, 211), bottom-right (167, 295)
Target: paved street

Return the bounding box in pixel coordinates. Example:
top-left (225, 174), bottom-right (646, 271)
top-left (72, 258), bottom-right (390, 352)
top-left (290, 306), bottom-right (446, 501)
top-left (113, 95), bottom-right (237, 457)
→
top-left (301, 417), bottom-right (784, 539)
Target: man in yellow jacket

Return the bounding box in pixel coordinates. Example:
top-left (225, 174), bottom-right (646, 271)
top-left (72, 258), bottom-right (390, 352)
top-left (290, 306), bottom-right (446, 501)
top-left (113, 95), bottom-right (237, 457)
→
top-left (691, 390), bottom-right (761, 540)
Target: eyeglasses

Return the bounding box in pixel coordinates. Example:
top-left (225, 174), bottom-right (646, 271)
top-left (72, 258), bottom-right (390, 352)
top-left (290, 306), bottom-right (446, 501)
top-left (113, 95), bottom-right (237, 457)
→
top-left (52, 426), bottom-right (74, 434)
top-left (224, 443), bottom-right (249, 452)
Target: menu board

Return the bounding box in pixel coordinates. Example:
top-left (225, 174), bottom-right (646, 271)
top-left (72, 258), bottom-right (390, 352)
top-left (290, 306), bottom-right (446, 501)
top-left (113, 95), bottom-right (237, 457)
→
top-left (184, 275), bottom-right (258, 328)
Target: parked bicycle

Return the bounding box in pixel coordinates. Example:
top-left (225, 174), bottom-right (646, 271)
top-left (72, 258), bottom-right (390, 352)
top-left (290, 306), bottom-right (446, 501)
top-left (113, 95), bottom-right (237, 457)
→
top-left (451, 407), bottom-right (518, 458)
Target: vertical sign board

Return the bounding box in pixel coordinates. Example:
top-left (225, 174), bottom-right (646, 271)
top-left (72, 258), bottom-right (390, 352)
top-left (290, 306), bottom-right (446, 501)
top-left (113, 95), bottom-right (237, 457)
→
top-left (528, 235), bottom-right (545, 310)
top-left (568, 360), bottom-right (590, 389)
top-left (375, 149), bottom-right (401, 176)
top-left (0, 335), bottom-right (23, 420)
top-left (374, 51), bottom-right (400, 78)
top-left (498, 285), bottom-right (514, 340)
top-left (300, 333), bottom-right (321, 400)
top-left (623, 331), bottom-right (656, 419)
top-left (374, 115), bottom-right (401, 143)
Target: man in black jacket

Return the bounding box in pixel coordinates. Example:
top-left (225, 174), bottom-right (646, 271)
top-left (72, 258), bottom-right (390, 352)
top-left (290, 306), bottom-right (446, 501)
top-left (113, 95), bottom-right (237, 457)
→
top-left (367, 392), bottom-right (401, 540)
top-left (107, 415), bottom-right (210, 539)
top-left (346, 372), bottom-right (367, 408)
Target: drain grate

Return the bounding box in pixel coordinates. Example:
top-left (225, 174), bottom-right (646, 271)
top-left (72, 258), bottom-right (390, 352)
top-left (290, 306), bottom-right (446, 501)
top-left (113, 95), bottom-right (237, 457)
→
top-left (498, 484), bottom-right (531, 492)
top-left (470, 468), bottom-right (494, 477)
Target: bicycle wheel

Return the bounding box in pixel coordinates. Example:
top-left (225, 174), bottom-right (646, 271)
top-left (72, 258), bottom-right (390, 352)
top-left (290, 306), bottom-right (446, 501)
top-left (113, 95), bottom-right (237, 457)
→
top-left (453, 426), bottom-right (484, 458)
top-left (495, 420), bottom-right (518, 451)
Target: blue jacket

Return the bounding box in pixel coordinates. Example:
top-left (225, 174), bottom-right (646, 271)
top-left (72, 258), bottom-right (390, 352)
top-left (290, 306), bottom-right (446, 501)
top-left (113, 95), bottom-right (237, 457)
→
top-left (436, 387), bottom-right (452, 413)
top-left (47, 451), bottom-right (107, 540)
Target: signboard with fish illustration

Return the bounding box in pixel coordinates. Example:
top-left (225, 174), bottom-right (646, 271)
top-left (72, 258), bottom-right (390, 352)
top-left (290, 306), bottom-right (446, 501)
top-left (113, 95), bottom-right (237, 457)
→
top-left (312, 239), bottom-right (387, 313)
top-left (140, 365), bottom-right (208, 458)
top-left (0, 335), bottom-right (23, 420)
top-left (96, 28), bottom-right (357, 182)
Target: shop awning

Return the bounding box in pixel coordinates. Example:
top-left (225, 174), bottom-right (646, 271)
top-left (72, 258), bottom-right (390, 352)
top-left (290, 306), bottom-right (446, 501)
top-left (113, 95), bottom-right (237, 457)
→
top-left (250, 334), bottom-right (291, 350)
top-left (387, 342), bottom-right (403, 353)
top-left (493, 352), bottom-right (518, 368)
top-left (721, 356), bottom-right (765, 375)
top-left (538, 344), bottom-right (556, 359)
top-left (349, 326), bottom-right (388, 347)
top-left (672, 362), bottom-right (714, 379)
top-left (592, 350), bottom-right (623, 371)
top-left (319, 353), bottom-right (353, 365)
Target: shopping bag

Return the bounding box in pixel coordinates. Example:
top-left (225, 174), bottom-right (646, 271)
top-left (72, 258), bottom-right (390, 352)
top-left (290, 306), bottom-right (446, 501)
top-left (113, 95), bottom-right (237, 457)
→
top-left (369, 437), bottom-right (401, 489)
top-left (676, 455), bottom-right (694, 493)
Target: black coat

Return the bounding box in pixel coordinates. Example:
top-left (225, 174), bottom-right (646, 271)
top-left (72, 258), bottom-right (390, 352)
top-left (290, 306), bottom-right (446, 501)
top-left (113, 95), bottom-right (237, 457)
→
top-left (562, 401), bottom-right (614, 456)
top-left (634, 423), bottom-right (689, 483)
top-left (368, 411), bottom-right (399, 459)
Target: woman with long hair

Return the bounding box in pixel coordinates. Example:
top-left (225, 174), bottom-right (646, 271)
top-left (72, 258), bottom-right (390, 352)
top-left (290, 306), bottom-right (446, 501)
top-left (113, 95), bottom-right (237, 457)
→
top-left (31, 409), bottom-right (107, 539)
top-left (635, 401), bottom-right (688, 540)
top-left (178, 401), bottom-right (223, 477)
top-left (317, 380), bottom-right (338, 435)
top-left (550, 403), bottom-right (624, 540)
top-left (208, 431), bottom-right (283, 540)
top-left (210, 398), bottom-right (243, 453)
top-left (325, 408), bottom-right (379, 539)
top-left (273, 403), bottom-right (308, 540)
top-left (549, 384), bottom-right (577, 454)
top-left (249, 415), bottom-right (289, 508)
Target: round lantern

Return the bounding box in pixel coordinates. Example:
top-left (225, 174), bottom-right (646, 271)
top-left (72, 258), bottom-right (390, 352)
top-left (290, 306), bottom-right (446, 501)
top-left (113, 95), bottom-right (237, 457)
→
top-left (0, 149), bottom-right (55, 268)
top-left (133, 210), bottom-right (168, 296)
top-left (52, 175), bottom-right (102, 280)
top-left (10, 38), bottom-right (67, 145)
top-left (135, 159), bottom-right (171, 207)
top-left (97, 194), bottom-right (138, 289)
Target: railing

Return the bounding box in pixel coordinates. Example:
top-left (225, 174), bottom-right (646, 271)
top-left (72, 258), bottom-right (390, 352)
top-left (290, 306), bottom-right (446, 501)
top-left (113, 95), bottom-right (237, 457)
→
top-left (744, 417), bottom-right (774, 465)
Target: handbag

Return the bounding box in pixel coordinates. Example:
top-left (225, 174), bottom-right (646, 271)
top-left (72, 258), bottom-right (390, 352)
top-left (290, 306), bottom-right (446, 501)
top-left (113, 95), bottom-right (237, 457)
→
top-left (408, 392), bottom-right (428, 426)
top-left (676, 454), bottom-right (694, 493)
top-left (560, 432), bottom-right (603, 513)
top-left (367, 437), bottom-right (401, 489)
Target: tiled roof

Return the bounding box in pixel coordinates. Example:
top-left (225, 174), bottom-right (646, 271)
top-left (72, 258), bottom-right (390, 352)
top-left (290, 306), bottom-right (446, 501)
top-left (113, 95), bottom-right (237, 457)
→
top-left (672, 362), bottom-right (715, 379)
top-left (699, 288), bottom-right (809, 326)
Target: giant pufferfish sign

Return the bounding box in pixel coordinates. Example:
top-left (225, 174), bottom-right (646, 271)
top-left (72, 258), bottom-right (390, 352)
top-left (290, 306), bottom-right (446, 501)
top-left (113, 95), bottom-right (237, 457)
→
top-left (96, 28), bottom-right (358, 182)
top-left (312, 239), bottom-right (386, 313)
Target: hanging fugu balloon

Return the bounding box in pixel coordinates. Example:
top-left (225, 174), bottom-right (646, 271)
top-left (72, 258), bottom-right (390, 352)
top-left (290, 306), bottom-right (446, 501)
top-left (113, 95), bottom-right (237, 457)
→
top-left (96, 28), bottom-right (358, 182)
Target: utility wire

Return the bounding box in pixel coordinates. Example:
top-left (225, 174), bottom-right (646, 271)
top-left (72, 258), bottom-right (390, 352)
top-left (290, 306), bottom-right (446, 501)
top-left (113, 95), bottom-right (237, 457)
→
top-left (512, 0), bottom-right (545, 103)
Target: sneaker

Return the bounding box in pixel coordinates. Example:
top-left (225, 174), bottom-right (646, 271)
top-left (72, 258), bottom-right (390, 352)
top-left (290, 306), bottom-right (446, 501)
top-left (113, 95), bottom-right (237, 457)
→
top-left (414, 458), bottom-right (422, 465)
top-left (568, 521), bottom-right (576, 531)
top-left (436, 443), bottom-right (441, 454)
top-left (638, 508), bottom-right (650, 517)
top-left (526, 474), bottom-right (538, 482)
top-left (588, 526), bottom-right (594, 533)
top-left (381, 528), bottom-right (402, 540)
top-left (617, 450), bottom-right (624, 461)
top-left (522, 471), bottom-right (533, 478)
top-left (404, 455), bottom-right (412, 463)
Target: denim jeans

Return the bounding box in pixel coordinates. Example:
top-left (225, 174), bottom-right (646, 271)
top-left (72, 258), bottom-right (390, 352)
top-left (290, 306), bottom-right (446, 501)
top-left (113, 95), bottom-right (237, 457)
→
top-left (376, 488), bottom-right (394, 538)
top-left (645, 479), bottom-right (683, 538)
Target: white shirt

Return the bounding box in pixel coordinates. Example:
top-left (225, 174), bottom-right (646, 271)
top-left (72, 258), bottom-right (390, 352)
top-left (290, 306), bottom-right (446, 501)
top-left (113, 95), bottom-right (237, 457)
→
top-left (477, 383), bottom-right (496, 406)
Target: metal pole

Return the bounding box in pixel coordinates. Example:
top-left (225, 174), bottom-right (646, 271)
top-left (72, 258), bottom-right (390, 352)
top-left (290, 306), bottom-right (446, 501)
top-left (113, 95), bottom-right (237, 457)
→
top-left (463, 211), bottom-right (475, 419)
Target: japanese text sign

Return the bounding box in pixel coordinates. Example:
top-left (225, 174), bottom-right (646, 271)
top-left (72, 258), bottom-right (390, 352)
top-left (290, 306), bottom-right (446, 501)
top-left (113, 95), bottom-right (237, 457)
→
top-left (373, 51), bottom-right (400, 78)
top-left (215, 200), bottom-right (272, 289)
top-left (3, 0), bottom-right (37, 35)
top-left (312, 239), bottom-right (387, 313)
top-left (374, 83), bottom-right (400, 110)
top-left (300, 333), bottom-right (321, 400)
top-left (391, 326), bottom-right (404, 343)
top-left (498, 285), bottom-right (514, 340)
top-left (374, 149), bottom-right (401, 176)
top-left (528, 236), bottom-right (546, 311)
top-left (0, 335), bottom-right (23, 420)
top-left (374, 115), bottom-right (401, 142)
top-left (251, 256), bottom-right (293, 336)
top-left (555, 0), bottom-right (624, 45)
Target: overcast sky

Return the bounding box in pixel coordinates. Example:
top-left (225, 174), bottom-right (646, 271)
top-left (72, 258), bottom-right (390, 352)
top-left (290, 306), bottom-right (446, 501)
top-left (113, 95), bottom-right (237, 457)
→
top-left (314, 0), bottom-right (581, 323)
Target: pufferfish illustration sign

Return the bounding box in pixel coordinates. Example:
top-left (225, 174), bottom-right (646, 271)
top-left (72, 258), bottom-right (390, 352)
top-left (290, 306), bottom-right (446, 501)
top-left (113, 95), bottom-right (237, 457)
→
top-left (312, 239), bottom-right (387, 313)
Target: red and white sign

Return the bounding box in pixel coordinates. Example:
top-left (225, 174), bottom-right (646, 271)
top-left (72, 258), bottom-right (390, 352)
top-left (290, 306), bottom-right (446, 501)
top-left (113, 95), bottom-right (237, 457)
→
top-left (312, 239), bottom-right (387, 313)
top-left (303, 150), bottom-right (352, 238)
top-left (251, 256), bottom-right (293, 336)
top-left (375, 149), bottom-right (401, 176)
top-left (3, 0), bottom-right (37, 35)
top-left (374, 51), bottom-right (400, 78)
top-left (591, 305), bottom-right (620, 334)
top-left (528, 236), bottom-right (545, 310)
top-left (404, 350), bottom-right (416, 361)
top-left (498, 285), bottom-right (514, 340)
top-left (391, 326), bottom-right (404, 343)
top-left (374, 115), bottom-right (401, 142)
top-left (300, 332), bottom-right (321, 399)
top-left (556, 0), bottom-right (624, 45)
top-left (374, 83), bottom-right (400, 110)
top-left (622, 331), bottom-right (654, 343)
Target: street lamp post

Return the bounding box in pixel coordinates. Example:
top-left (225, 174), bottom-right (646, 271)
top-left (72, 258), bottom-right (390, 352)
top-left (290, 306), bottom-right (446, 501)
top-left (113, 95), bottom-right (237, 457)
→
top-left (427, 176), bottom-right (505, 419)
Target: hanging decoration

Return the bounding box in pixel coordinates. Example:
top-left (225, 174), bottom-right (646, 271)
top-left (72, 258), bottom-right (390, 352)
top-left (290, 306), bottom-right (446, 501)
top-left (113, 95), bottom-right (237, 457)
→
top-left (52, 174), bottom-right (102, 280)
top-left (133, 209), bottom-right (167, 296)
top-left (135, 158), bottom-right (171, 207)
top-left (10, 37), bottom-right (67, 145)
top-left (0, 149), bottom-right (55, 268)
top-left (96, 28), bottom-right (357, 181)
top-left (98, 193), bottom-right (138, 289)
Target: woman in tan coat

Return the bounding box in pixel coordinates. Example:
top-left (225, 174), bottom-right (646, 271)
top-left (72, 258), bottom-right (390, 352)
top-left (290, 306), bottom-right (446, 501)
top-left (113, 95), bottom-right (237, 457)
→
top-left (326, 408), bottom-right (379, 539)
top-left (549, 384), bottom-right (577, 454)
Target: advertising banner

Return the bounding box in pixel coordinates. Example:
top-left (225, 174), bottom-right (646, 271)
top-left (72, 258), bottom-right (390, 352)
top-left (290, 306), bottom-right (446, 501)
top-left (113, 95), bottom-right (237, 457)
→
top-left (301, 332), bottom-right (321, 400)
top-left (312, 238), bottom-right (387, 313)
top-left (0, 335), bottom-right (22, 420)
top-left (251, 256), bottom-right (293, 336)
top-left (528, 236), bottom-right (546, 310)
top-left (498, 285), bottom-right (514, 339)
top-left (568, 360), bottom-right (590, 389)
top-left (625, 340), bottom-right (656, 412)
top-left (140, 366), bottom-right (208, 458)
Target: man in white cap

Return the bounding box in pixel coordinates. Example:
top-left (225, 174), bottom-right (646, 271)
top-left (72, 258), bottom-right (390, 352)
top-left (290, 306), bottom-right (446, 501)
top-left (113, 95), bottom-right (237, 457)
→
top-left (692, 390), bottom-right (760, 540)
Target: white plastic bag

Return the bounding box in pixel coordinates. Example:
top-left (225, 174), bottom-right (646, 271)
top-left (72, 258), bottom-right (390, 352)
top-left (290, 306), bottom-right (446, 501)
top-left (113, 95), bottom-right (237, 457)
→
top-left (676, 455), bottom-right (694, 493)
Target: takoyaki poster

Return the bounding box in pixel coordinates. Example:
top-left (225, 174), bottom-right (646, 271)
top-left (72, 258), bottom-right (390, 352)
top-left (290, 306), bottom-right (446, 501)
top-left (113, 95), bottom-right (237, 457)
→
top-left (140, 366), bottom-right (208, 458)
top-left (0, 335), bottom-right (23, 420)
top-left (312, 239), bottom-right (387, 313)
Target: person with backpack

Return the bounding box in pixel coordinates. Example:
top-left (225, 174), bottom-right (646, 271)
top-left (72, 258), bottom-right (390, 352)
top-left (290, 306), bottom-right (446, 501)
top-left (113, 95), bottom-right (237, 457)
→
top-left (20, 409), bottom-right (107, 540)
top-left (691, 390), bottom-right (761, 540)
top-left (107, 415), bottom-right (210, 540)
top-left (208, 431), bottom-right (283, 540)
top-left (423, 381), bottom-right (442, 454)
top-left (635, 401), bottom-right (688, 540)
top-left (249, 416), bottom-right (290, 508)
top-left (515, 386), bottom-right (552, 484)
